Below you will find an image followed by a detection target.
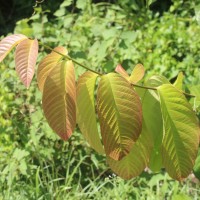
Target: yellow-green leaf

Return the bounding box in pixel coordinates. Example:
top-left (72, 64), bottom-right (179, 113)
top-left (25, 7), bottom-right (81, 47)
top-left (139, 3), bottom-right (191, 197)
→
top-left (77, 71), bottom-right (104, 154)
top-left (115, 64), bottom-right (129, 79)
top-left (158, 84), bottom-right (200, 180)
top-left (42, 60), bottom-right (76, 141)
top-left (37, 46), bottom-right (68, 92)
top-left (107, 121), bottom-right (152, 179)
top-left (129, 63), bottom-right (145, 84)
top-left (15, 39), bottom-right (38, 88)
top-left (0, 34), bottom-right (27, 62)
top-left (97, 73), bottom-right (142, 161)
top-left (173, 72), bottom-right (184, 90)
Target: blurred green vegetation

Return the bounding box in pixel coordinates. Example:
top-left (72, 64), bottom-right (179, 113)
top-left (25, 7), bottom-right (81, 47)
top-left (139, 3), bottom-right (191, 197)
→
top-left (0, 0), bottom-right (200, 199)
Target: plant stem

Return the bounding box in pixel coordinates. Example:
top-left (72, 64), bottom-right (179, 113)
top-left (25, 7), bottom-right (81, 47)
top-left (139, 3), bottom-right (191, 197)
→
top-left (132, 83), bottom-right (195, 98)
top-left (38, 42), bottom-right (103, 76)
top-left (39, 41), bottom-right (195, 98)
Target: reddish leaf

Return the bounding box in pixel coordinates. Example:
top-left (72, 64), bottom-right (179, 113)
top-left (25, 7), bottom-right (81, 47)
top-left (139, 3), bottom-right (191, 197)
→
top-left (37, 46), bottom-right (68, 92)
top-left (115, 64), bottom-right (129, 79)
top-left (42, 60), bottom-right (76, 141)
top-left (0, 34), bottom-right (27, 62)
top-left (15, 39), bottom-right (38, 88)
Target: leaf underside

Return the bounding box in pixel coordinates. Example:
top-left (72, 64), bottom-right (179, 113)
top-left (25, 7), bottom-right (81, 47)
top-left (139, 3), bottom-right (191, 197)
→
top-left (142, 75), bottom-right (165, 172)
top-left (77, 71), bottom-right (104, 154)
top-left (42, 60), bottom-right (76, 141)
top-left (97, 73), bottom-right (142, 161)
top-left (158, 84), bottom-right (200, 180)
top-left (107, 120), bottom-right (152, 179)
top-left (15, 39), bottom-right (38, 88)
top-left (0, 34), bottom-right (27, 62)
top-left (37, 46), bottom-right (68, 92)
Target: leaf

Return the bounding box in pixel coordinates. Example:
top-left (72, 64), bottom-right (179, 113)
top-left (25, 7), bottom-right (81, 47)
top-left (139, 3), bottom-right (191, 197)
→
top-left (15, 39), bottom-right (38, 88)
top-left (173, 72), bottom-right (184, 90)
top-left (42, 60), bottom-right (76, 141)
top-left (142, 79), bottom-right (163, 172)
top-left (37, 46), bottom-right (68, 92)
top-left (158, 84), bottom-right (200, 180)
top-left (129, 63), bottom-right (145, 84)
top-left (193, 148), bottom-right (200, 180)
top-left (97, 73), bottom-right (142, 160)
top-left (115, 64), bottom-right (129, 79)
top-left (77, 71), bottom-right (104, 154)
top-left (145, 75), bottom-right (170, 100)
top-left (188, 84), bottom-right (200, 111)
top-left (107, 120), bottom-right (153, 179)
top-left (0, 34), bottom-right (27, 62)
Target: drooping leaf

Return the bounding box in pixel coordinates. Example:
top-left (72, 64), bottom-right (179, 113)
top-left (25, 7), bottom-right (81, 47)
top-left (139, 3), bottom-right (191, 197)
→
top-left (0, 34), bottom-right (27, 62)
top-left (77, 71), bottom-right (104, 154)
top-left (115, 64), bottom-right (129, 79)
top-left (42, 60), bottom-right (76, 141)
top-left (188, 84), bottom-right (200, 111)
top-left (142, 77), bottom-right (164, 172)
top-left (158, 84), bottom-right (200, 180)
top-left (193, 148), bottom-right (200, 180)
top-left (15, 39), bottom-right (38, 88)
top-left (173, 72), bottom-right (184, 90)
top-left (129, 63), bottom-right (145, 84)
top-left (97, 73), bottom-right (142, 161)
top-left (107, 120), bottom-right (153, 179)
top-left (145, 75), bottom-right (170, 100)
top-left (37, 46), bottom-right (68, 91)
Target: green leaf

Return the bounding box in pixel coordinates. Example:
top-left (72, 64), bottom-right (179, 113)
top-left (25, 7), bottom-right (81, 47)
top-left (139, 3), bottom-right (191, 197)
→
top-left (188, 84), bottom-right (200, 111)
top-left (142, 78), bottom-right (163, 172)
top-left (158, 84), bottom-right (200, 180)
top-left (173, 72), bottom-right (184, 90)
top-left (107, 120), bottom-right (153, 179)
top-left (97, 73), bottom-right (142, 160)
top-left (193, 148), bottom-right (200, 180)
top-left (42, 60), bottom-right (76, 141)
top-left (77, 71), bottom-right (104, 154)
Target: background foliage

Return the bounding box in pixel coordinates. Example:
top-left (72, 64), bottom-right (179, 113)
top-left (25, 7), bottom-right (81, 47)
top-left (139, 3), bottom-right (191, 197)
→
top-left (0, 0), bottom-right (200, 199)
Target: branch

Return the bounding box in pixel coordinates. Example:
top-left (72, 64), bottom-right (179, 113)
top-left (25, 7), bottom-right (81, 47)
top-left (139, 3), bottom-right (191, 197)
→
top-left (38, 42), bottom-right (103, 76)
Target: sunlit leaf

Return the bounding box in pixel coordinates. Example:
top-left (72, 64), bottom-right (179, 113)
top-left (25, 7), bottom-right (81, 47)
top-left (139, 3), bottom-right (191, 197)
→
top-left (129, 63), bottom-right (145, 84)
top-left (77, 71), bottom-right (104, 154)
top-left (97, 73), bottom-right (142, 160)
top-left (158, 84), bottom-right (200, 180)
top-left (42, 60), bottom-right (76, 141)
top-left (0, 34), bottom-right (27, 62)
top-left (173, 72), bottom-right (184, 90)
top-left (37, 46), bottom-right (68, 91)
top-left (15, 39), bottom-right (38, 88)
top-left (115, 64), bottom-right (129, 79)
top-left (107, 120), bottom-right (153, 179)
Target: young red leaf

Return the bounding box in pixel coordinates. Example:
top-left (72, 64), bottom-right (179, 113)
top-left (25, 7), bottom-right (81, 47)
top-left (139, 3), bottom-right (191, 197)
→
top-left (37, 46), bottom-right (68, 92)
top-left (115, 64), bottom-right (129, 79)
top-left (42, 60), bottom-right (76, 141)
top-left (15, 39), bottom-right (38, 88)
top-left (0, 34), bottom-right (27, 62)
